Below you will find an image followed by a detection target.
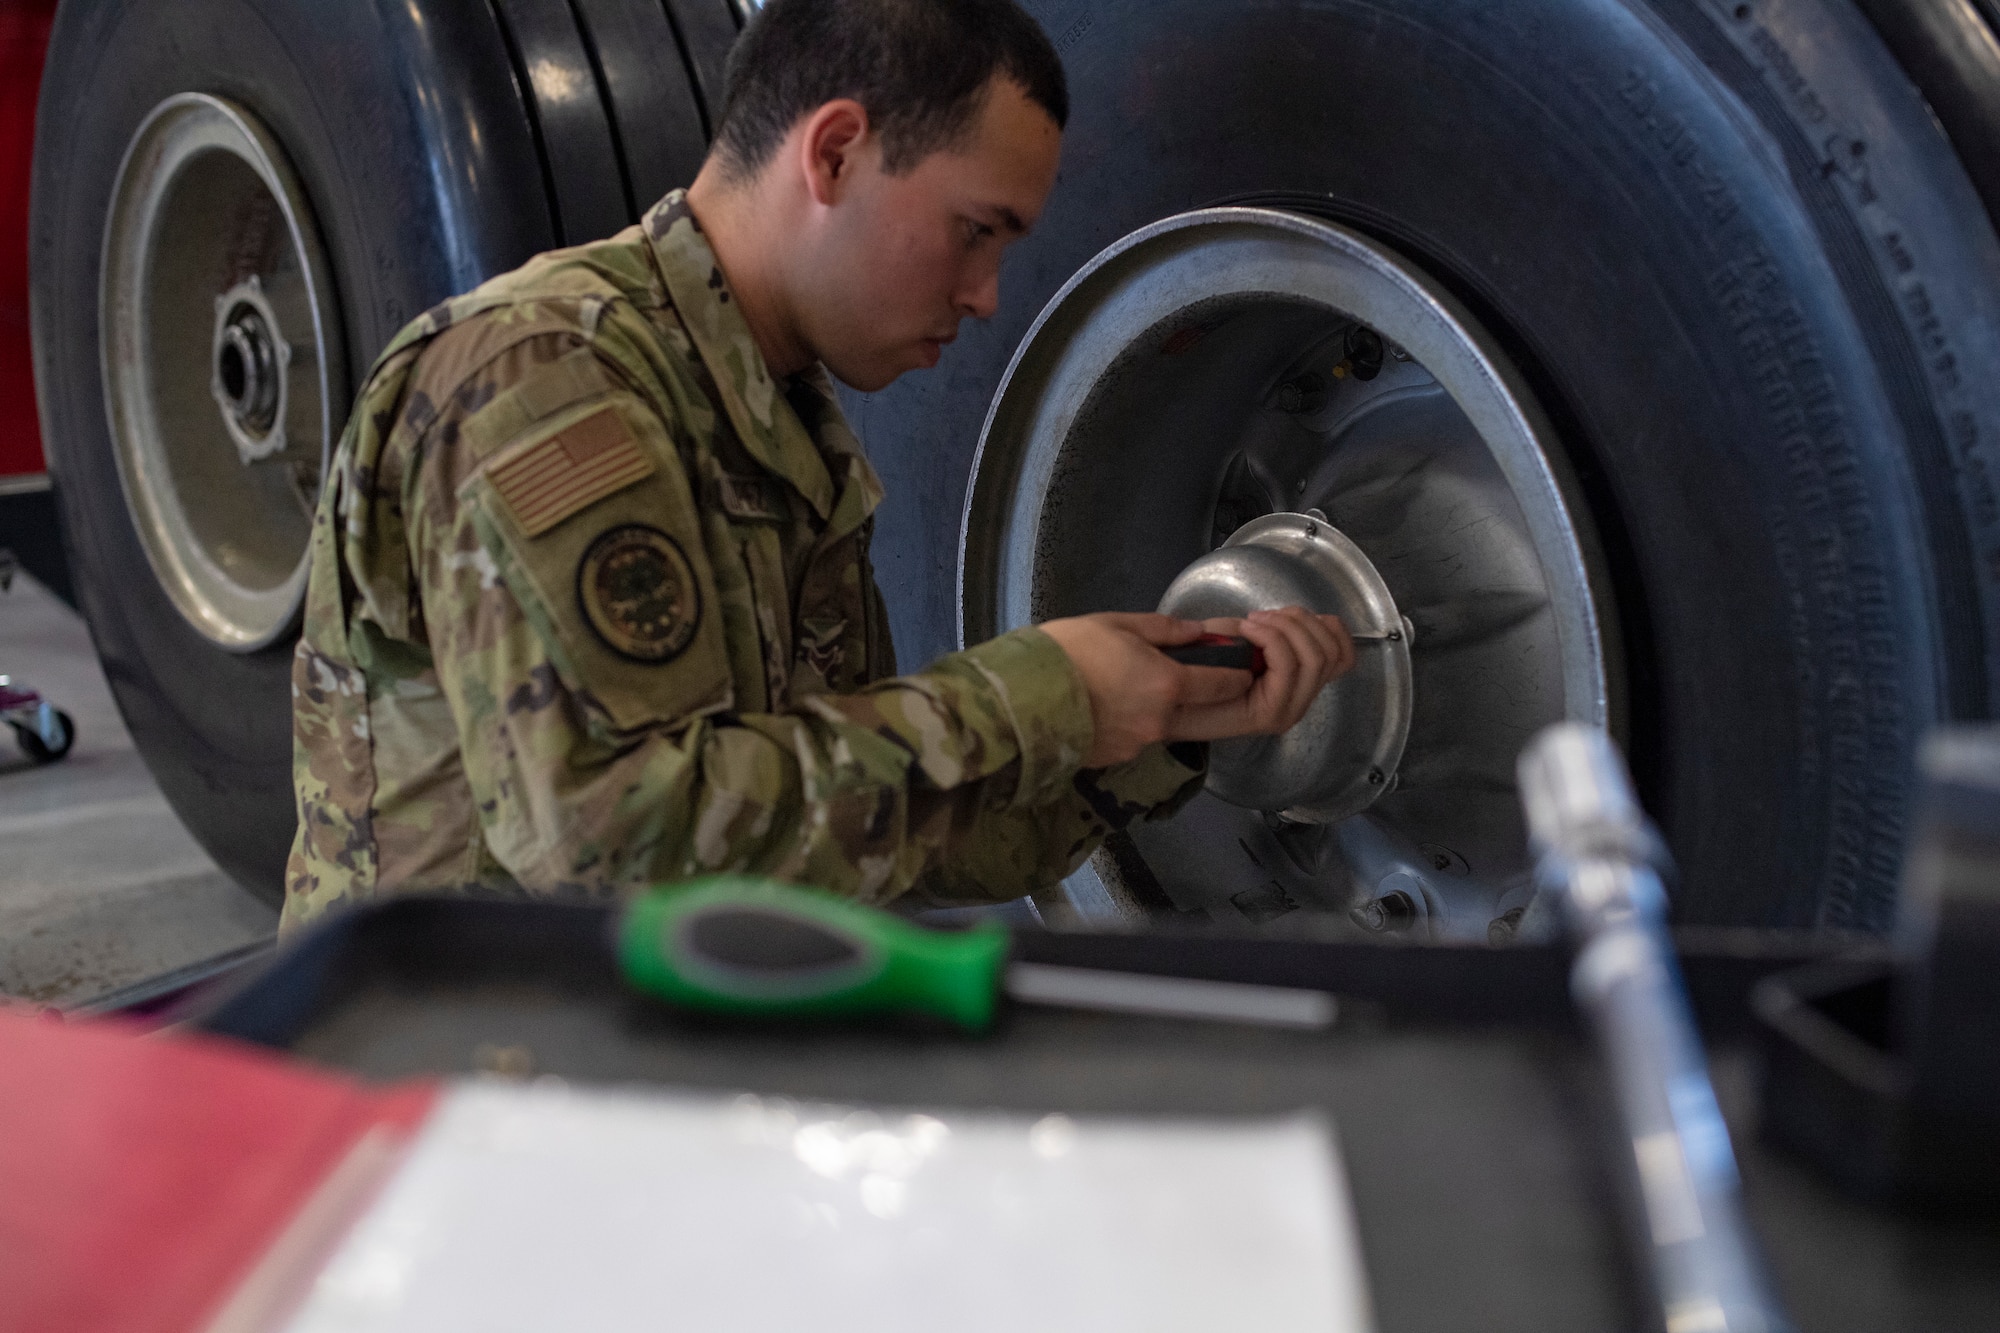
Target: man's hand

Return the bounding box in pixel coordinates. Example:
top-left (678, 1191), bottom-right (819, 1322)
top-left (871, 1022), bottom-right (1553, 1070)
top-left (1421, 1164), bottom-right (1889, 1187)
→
top-left (1167, 607), bottom-right (1356, 743)
top-left (1039, 608), bottom-right (1357, 768)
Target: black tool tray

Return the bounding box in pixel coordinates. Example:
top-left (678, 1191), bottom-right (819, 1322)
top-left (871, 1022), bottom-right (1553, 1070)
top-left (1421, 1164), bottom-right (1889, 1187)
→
top-left (1756, 956), bottom-right (2000, 1211)
top-left (192, 898), bottom-right (2000, 1333)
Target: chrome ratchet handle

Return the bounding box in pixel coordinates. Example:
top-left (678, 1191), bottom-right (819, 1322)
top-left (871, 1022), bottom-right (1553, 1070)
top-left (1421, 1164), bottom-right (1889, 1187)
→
top-left (1519, 724), bottom-right (1791, 1333)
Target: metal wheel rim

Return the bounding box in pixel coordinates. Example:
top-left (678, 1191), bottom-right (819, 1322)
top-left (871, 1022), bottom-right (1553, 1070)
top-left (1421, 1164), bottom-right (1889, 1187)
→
top-left (100, 93), bottom-right (345, 652)
top-left (960, 208), bottom-right (1617, 942)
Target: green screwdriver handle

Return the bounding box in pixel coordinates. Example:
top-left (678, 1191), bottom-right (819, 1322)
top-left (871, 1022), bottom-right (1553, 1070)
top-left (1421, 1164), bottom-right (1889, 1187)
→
top-left (616, 875), bottom-right (1011, 1031)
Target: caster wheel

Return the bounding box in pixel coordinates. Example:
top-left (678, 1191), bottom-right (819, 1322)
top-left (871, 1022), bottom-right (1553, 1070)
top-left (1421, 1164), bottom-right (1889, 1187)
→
top-left (13, 709), bottom-right (74, 764)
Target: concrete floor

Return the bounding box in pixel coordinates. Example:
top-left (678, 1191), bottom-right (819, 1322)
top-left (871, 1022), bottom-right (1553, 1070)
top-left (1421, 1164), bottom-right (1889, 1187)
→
top-left (0, 573), bottom-right (276, 1007)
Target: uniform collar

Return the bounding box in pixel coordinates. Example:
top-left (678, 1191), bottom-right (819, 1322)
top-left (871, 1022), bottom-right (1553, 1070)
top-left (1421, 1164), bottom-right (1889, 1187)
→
top-left (789, 365), bottom-right (886, 541)
top-left (643, 190), bottom-right (840, 521)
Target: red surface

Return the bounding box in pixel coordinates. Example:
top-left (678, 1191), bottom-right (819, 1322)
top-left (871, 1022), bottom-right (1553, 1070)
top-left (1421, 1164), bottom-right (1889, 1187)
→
top-left (1, 0), bottom-right (55, 480)
top-left (0, 1007), bottom-right (438, 1333)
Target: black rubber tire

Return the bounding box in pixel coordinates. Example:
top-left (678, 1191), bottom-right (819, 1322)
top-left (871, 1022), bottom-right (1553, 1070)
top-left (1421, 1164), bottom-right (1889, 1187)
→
top-left (13, 709), bottom-right (75, 764)
top-left (662, 0), bottom-right (745, 134)
top-left (1849, 0), bottom-right (2000, 232)
top-left (30, 0), bottom-right (560, 900)
top-left (572, 0), bottom-right (713, 212)
top-left (849, 0), bottom-right (2000, 930)
top-left (491, 0), bottom-right (712, 243)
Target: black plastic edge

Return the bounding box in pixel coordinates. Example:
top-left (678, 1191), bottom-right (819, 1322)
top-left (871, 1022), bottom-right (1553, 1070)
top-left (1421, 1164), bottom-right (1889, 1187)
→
top-left (189, 897), bottom-right (1858, 1049)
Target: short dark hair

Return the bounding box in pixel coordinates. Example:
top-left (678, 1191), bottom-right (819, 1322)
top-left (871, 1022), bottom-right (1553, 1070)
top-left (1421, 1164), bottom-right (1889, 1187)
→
top-left (713, 0), bottom-right (1069, 179)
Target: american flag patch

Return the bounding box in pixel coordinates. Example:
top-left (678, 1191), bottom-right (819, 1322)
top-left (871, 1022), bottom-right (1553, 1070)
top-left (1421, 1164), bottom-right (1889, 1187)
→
top-left (487, 407), bottom-right (654, 537)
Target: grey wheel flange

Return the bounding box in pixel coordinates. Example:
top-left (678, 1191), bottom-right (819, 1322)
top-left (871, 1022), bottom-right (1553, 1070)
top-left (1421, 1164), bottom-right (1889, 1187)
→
top-left (100, 93), bottom-right (346, 652)
top-left (960, 208), bottom-right (1618, 943)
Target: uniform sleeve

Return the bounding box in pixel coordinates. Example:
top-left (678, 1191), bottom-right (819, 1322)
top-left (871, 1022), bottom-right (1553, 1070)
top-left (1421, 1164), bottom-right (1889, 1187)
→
top-left (413, 353), bottom-right (1184, 905)
top-left (903, 741), bottom-right (1209, 907)
top-left (833, 534), bottom-right (1208, 906)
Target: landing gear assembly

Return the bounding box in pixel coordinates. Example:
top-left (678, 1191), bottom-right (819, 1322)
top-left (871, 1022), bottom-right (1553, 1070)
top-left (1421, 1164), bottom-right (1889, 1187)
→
top-left (886, 0), bottom-right (2000, 933)
top-left (28, 0), bottom-right (2000, 931)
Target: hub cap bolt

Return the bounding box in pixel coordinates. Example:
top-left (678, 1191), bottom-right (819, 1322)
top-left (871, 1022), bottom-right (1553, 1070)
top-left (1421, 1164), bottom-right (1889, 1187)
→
top-left (1350, 889), bottom-right (1419, 933)
top-left (1488, 907), bottom-right (1526, 946)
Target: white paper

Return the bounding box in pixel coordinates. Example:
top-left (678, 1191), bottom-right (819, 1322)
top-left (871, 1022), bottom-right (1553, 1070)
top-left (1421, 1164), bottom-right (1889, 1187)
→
top-left (283, 1081), bottom-right (1373, 1333)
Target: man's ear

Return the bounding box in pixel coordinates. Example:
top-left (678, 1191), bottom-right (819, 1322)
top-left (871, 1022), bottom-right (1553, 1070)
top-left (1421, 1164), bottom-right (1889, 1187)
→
top-left (798, 99), bottom-right (871, 206)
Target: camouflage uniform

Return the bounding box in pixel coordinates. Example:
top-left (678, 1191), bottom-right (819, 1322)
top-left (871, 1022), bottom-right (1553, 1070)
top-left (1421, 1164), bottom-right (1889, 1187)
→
top-left (283, 191), bottom-right (1204, 930)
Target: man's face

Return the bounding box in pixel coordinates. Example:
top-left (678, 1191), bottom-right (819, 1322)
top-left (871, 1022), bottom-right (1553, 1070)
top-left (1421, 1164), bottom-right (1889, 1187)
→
top-left (796, 78), bottom-right (1063, 393)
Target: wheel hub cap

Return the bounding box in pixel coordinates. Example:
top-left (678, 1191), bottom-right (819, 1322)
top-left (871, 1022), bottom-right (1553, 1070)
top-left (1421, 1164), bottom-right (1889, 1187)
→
top-left (1158, 512), bottom-right (1413, 823)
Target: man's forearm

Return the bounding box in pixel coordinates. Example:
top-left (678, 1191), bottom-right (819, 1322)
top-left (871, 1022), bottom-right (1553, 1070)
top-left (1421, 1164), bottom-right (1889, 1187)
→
top-left (451, 627), bottom-right (1107, 903)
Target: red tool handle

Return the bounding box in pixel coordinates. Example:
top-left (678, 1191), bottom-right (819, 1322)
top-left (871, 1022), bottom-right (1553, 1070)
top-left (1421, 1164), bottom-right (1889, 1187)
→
top-left (1162, 633), bottom-right (1267, 676)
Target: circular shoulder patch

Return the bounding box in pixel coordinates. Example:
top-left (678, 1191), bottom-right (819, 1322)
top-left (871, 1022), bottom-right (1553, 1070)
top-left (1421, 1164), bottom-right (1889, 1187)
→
top-left (576, 525), bottom-right (701, 663)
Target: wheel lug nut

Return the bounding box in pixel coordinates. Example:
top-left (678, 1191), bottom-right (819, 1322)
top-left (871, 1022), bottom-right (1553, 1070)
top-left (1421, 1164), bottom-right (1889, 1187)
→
top-left (1350, 889), bottom-right (1418, 933)
top-left (1277, 373), bottom-right (1327, 414)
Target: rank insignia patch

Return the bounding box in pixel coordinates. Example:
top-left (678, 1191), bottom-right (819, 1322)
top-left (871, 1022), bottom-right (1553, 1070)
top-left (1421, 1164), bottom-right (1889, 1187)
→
top-left (713, 472), bottom-right (787, 522)
top-left (576, 525), bottom-right (701, 662)
top-left (490, 407), bottom-right (654, 537)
